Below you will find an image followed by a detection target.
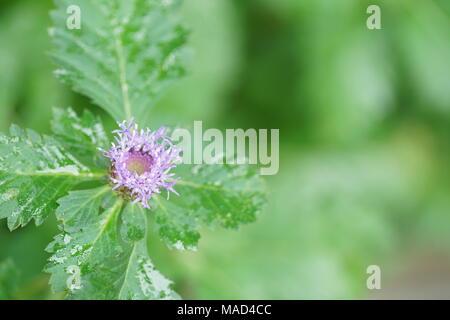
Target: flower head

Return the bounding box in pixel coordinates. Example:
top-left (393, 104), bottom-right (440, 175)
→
top-left (102, 119), bottom-right (181, 208)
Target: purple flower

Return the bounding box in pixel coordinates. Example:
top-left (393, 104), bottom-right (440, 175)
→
top-left (101, 119), bottom-right (181, 208)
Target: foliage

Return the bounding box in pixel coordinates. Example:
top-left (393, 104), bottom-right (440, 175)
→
top-left (51, 0), bottom-right (188, 122)
top-left (1, 0), bottom-right (450, 300)
top-left (0, 0), bottom-right (266, 300)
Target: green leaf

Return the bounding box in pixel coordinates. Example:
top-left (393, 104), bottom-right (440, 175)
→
top-left (0, 259), bottom-right (20, 300)
top-left (50, 0), bottom-right (188, 122)
top-left (51, 107), bottom-right (109, 169)
top-left (0, 125), bottom-right (103, 230)
top-left (153, 163), bottom-right (267, 250)
top-left (46, 187), bottom-right (179, 300)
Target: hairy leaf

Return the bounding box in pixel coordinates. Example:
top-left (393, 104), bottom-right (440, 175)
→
top-left (153, 163), bottom-right (267, 250)
top-left (50, 0), bottom-right (188, 122)
top-left (46, 187), bottom-right (178, 299)
top-left (0, 125), bottom-right (103, 230)
top-left (51, 107), bottom-right (109, 168)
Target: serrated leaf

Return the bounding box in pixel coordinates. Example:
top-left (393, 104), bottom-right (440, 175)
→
top-left (0, 125), bottom-right (103, 230)
top-left (51, 0), bottom-right (188, 122)
top-left (0, 259), bottom-right (20, 300)
top-left (46, 187), bottom-right (178, 300)
top-left (51, 107), bottom-right (109, 168)
top-left (152, 163), bottom-right (267, 250)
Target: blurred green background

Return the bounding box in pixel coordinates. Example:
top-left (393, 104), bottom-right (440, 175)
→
top-left (1, 0), bottom-right (450, 299)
